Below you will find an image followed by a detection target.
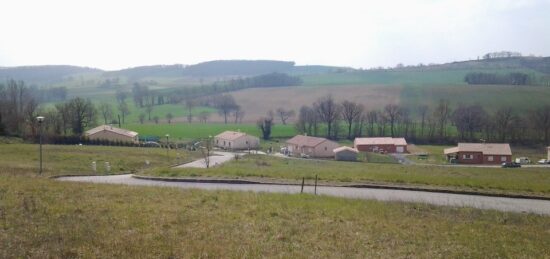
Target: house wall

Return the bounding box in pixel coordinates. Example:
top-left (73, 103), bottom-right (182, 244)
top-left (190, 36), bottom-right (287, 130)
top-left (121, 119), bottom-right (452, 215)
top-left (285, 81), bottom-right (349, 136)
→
top-left (548, 147), bottom-right (550, 160)
top-left (456, 152), bottom-right (483, 164)
top-left (482, 155), bottom-right (511, 164)
top-left (287, 140), bottom-right (339, 158)
top-left (87, 130), bottom-right (137, 143)
top-left (355, 144), bottom-right (407, 153)
top-left (214, 135), bottom-right (260, 150)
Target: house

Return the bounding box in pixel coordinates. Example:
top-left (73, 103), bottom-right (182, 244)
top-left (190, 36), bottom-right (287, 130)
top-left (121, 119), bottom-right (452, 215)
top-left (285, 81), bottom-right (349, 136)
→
top-left (85, 125), bottom-right (139, 143)
top-left (333, 146), bottom-right (359, 161)
top-left (285, 135), bottom-right (340, 158)
top-left (443, 143), bottom-right (512, 164)
top-left (547, 146), bottom-right (550, 160)
top-left (214, 131), bottom-right (260, 150)
top-left (354, 137), bottom-right (408, 153)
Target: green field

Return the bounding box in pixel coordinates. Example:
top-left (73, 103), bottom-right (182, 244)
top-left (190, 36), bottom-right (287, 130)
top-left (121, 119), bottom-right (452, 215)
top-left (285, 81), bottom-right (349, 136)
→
top-left (3, 174), bottom-right (550, 258)
top-left (125, 122), bottom-right (297, 141)
top-left (148, 154), bottom-right (550, 196)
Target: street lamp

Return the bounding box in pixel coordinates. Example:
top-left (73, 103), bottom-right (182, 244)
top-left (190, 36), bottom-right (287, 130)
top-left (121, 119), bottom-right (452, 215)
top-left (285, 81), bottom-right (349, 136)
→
top-left (36, 116), bottom-right (45, 175)
top-left (165, 134), bottom-right (170, 159)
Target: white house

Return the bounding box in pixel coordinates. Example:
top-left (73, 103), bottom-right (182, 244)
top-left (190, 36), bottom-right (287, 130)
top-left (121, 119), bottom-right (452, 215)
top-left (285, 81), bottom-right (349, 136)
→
top-left (85, 125), bottom-right (139, 143)
top-left (214, 131), bottom-right (260, 150)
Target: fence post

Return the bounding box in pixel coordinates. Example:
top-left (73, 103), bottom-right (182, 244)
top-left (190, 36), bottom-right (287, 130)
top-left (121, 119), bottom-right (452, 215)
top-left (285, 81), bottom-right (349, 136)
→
top-left (314, 174), bottom-right (318, 195)
top-left (300, 177), bottom-right (305, 194)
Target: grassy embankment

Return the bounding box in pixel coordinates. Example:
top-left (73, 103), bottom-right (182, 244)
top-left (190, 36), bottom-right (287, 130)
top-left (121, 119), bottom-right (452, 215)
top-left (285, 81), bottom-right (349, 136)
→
top-left (0, 143), bottom-right (201, 176)
top-left (2, 174), bottom-right (550, 257)
top-left (148, 154), bottom-right (550, 197)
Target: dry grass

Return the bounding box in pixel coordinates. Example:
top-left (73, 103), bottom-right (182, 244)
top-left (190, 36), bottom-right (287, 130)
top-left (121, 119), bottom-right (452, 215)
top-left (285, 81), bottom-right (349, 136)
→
top-left (1, 175), bottom-right (550, 258)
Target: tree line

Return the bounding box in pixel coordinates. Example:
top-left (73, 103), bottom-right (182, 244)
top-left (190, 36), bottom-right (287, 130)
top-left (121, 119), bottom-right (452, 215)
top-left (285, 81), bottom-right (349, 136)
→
top-left (292, 95), bottom-right (550, 145)
top-left (464, 72), bottom-right (534, 85)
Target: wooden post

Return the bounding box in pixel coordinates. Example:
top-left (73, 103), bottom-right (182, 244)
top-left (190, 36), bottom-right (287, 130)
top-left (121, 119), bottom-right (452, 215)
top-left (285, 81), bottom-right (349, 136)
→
top-left (300, 177), bottom-right (305, 194)
top-left (314, 175), bottom-right (318, 195)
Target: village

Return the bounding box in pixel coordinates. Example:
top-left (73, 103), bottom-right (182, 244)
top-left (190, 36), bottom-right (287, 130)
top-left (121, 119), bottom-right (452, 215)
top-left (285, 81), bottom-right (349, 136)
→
top-left (85, 124), bottom-right (550, 168)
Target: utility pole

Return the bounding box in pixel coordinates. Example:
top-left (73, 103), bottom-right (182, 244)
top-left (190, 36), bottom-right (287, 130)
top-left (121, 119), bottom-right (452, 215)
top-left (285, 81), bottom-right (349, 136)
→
top-left (36, 116), bottom-right (45, 175)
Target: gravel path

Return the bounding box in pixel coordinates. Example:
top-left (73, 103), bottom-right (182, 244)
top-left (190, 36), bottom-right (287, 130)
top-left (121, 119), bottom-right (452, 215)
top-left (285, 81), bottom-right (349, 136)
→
top-left (57, 174), bottom-right (550, 215)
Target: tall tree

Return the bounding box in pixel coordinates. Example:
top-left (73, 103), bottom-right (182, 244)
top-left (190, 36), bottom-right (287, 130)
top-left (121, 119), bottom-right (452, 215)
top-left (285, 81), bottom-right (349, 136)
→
top-left (98, 102), bottom-right (113, 124)
top-left (341, 101), bottom-right (364, 139)
top-left (166, 113), bottom-right (173, 124)
top-left (451, 105), bottom-right (487, 141)
top-left (384, 104), bottom-right (401, 137)
top-left (68, 97), bottom-right (96, 135)
top-left (276, 108), bottom-right (296, 125)
top-left (418, 105), bottom-right (429, 137)
top-left (433, 99), bottom-right (451, 140)
top-left (145, 104), bottom-right (154, 121)
top-left (214, 94), bottom-right (238, 124)
top-left (184, 98), bottom-right (196, 123)
top-left (117, 101), bottom-right (130, 124)
top-left (530, 105), bottom-right (550, 144)
top-left (493, 107), bottom-right (514, 142)
top-left (314, 95), bottom-right (341, 139)
top-left (257, 112), bottom-right (274, 140)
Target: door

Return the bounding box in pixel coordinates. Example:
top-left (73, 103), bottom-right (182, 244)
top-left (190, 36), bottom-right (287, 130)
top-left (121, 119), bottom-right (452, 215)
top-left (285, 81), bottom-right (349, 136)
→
top-left (396, 146), bottom-right (404, 153)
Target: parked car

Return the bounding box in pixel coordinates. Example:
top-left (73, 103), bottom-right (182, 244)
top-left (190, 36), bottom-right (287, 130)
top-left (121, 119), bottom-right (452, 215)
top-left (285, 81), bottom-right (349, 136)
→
top-left (502, 162), bottom-right (521, 168)
top-left (300, 153), bottom-right (310, 159)
top-left (537, 159), bottom-right (550, 164)
top-left (514, 157), bottom-right (531, 164)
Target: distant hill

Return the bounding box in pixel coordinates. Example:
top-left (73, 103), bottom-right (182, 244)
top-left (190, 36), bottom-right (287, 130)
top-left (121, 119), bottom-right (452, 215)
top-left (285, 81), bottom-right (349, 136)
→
top-left (182, 60), bottom-right (295, 77)
top-left (0, 65), bottom-right (102, 84)
top-left (106, 65), bottom-right (185, 80)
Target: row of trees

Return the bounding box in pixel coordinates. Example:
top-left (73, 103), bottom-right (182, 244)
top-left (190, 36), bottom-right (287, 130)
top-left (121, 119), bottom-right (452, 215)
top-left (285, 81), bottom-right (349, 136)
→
top-left (293, 95), bottom-right (550, 145)
top-left (464, 72), bottom-right (532, 85)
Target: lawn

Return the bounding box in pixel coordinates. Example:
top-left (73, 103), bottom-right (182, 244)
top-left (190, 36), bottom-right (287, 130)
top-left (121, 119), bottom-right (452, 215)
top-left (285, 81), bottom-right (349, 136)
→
top-left (1, 175), bottom-right (550, 258)
top-left (0, 143), bottom-right (201, 176)
top-left (148, 155), bottom-right (550, 196)
top-left (124, 122), bottom-right (297, 141)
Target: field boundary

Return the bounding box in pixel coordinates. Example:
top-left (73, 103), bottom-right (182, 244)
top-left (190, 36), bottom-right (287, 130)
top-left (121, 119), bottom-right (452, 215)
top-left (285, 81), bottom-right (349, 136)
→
top-left (131, 174), bottom-right (550, 201)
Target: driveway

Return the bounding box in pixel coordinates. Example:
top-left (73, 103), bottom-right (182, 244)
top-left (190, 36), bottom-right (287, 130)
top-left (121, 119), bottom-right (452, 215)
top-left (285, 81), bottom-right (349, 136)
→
top-left (174, 151), bottom-right (239, 168)
top-left (57, 174), bottom-right (550, 215)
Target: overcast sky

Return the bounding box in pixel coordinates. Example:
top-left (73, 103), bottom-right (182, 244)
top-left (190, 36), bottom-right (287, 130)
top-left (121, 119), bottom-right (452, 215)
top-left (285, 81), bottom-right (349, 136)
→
top-left (1, 0), bottom-right (549, 70)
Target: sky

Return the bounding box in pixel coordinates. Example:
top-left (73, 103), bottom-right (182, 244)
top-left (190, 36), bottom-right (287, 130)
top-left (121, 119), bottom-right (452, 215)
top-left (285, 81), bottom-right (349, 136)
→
top-left (0, 0), bottom-right (549, 70)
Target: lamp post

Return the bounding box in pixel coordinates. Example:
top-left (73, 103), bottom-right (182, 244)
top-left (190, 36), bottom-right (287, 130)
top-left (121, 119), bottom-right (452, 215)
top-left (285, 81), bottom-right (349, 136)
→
top-left (165, 134), bottom-right (170, 159)
top-left (36, 116), bottom-right (45, 175)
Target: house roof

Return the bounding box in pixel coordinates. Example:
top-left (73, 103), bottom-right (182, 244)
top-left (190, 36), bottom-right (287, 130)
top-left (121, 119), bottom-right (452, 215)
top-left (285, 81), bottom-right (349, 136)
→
top-left (85, 125), bottom-right (138, 138)
top-left (354, 137), bottom-right (407, 146)
top-left (286, 135), bottom-right (330, 147)
top-left (333, 146), bottom-right (359, 153)
top-left (444, 143), bottom-right (512, 156)
top-left (215, 131), bottom-right (248, 141)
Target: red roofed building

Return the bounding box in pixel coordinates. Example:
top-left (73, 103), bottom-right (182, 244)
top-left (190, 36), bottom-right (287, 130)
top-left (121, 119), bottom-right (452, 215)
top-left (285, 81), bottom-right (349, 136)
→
top-left (353, 137), bottom-right (408, 153)
top-left (444, 143), bottom-right (512, 164)
top-left (85, 125), bottom-right (139, 143)
top-left (214, 131), bottom-right (260, 150)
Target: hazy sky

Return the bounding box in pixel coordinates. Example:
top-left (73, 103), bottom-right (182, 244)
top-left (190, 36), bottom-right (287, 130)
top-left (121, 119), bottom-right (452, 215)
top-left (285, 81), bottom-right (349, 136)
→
top-left (1, 0), bottom-right (549, 70)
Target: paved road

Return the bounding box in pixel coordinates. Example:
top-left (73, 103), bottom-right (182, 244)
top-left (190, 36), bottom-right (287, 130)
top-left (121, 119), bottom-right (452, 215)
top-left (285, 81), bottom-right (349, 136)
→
top-left (57, 174), bottom-right (550, 215)
top-left (174, 151), bottom-right (239, 168)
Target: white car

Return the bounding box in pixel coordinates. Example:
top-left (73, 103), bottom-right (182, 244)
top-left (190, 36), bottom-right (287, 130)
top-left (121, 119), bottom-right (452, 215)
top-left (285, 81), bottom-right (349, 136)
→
top-left (537, 159), bottom-right (550, 164)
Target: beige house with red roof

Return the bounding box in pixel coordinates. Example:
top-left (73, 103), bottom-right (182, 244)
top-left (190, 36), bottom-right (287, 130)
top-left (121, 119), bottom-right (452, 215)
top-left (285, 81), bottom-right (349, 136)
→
top-left (444, 143), bottom-right (512, 164)
top-left (354, 137), bottom-right (408, 153)
top-left (85, 125), bottom-right (139, 143)
top-left (214, 131), bottom-right (260, 150)
top-left (285, 135), bottom-right (340, 158)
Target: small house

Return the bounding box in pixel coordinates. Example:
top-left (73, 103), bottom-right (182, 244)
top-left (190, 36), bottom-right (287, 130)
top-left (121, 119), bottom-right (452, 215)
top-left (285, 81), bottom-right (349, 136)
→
top-left (214, 131), bottom-right (260, 150)
top-left (547, 146), bottom-right (550, 160)
top-left (285, 135), bottom-right (339, 158)
top-left (85, 125), bottom-right (139, 143)
top-left (333, 146), bottom-right (359, 161)
top-left (354, 137), bottom-right (408, 153)
top-left (443, 143), bottom-right (512, 164)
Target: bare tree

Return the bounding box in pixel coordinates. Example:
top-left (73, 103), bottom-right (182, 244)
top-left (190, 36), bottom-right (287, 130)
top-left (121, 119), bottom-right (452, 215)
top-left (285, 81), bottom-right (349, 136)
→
top-left (153, 116), bottom-right (159, 124)
top-left (145, 104), bottom-right (154, 121)
top-left (214, 94), bottom-right (238, 124)
top-left (233, 105), bottom-right (245, 123)
top-left (366, 110), bottom-right (378, 136)
top-left (418, 105), bottom-right (429, 137)
top-left (295, 105), bottom-right (318, 136)
top-left (115, 89), bottom-right (129, 104)
top-left (276, 108), bottom-right (295, 125)
top-left (314, 95), bottom-right (341, 139)
top-left (68, 97), bottom-right (96, 135)
top-left (384, 104), bottom-right (401, 137)
top-left (98, 102), bottom-right (113, 124)
top-left (198, 111), bottom-right (211, 123)
top-left (493, 107), bottom-right (514, 142)
top-left (139, 113), bottom-right (146, 124)
top-left (166, 113), bottom-right (173, 124)
top-left (341, 101), bottom-right (364, 139)
top-left (451, 105), bottom-right (487, 140)
top-left (117, 101), bottom-right (130, 124)
top-left (201, 137), bottom-right (213, 168)
top-left (184, 98), bottom-right (195, 123)
top-left (531, 105), bottom-right (550, 144)
top-left (433, 99), bottom-right (451, 140)
top-left (257, 113), bottom-right (274, 140)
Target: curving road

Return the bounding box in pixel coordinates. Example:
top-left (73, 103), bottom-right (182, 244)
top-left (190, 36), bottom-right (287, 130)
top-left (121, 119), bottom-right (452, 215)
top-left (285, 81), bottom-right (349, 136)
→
top-left (57, 174), bottom-right (550, 216)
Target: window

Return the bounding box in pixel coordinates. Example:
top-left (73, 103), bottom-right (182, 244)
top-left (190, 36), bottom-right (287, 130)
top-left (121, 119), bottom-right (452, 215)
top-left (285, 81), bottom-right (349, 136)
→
top-left (487, 156), bottom-right (494, 161)
top-left (463, 154), bottom-right (474, 160)
top-left (325, 146), bottom-right (327, 151)
top-left (501, 156), bottom-right (507, 162)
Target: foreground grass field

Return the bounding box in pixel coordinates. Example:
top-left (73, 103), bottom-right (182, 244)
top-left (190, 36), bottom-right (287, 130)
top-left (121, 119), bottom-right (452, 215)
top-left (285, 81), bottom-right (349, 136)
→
top-left (0, 144), bottom-right (201, 176)
top-left (1, 175), bottom-right (550, 258)
top-left (150, 155), bottom-right (550, 196)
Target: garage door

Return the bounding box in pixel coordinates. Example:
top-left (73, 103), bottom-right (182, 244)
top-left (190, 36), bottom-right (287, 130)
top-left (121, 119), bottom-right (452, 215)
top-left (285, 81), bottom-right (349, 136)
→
top-left (396, 146), bottom-right (404, 153)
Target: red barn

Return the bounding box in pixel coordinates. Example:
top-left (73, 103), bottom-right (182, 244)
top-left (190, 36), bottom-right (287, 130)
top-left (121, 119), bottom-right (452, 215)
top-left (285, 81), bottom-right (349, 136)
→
top-left (354, 137), bottom-right (408, 153)
top-left (444, 143), bottom-right (512, 164)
